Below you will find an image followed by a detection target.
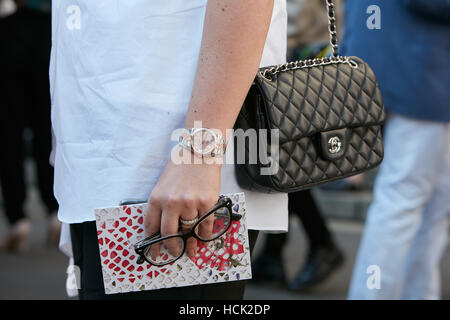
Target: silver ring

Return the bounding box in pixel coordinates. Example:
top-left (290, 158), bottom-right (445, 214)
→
top-left (179, 217), bottom-right (199, 226)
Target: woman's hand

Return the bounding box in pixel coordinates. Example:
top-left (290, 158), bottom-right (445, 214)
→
top-left (143, 0), bottom-right (274, 261)
top-left (144, 146), bottom-right (222, 258)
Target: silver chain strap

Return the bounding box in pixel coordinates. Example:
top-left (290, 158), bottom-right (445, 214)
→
top-left (326, 0), bottom-right (339, 58)
top-left (260, 0), bottom-right (358, 80)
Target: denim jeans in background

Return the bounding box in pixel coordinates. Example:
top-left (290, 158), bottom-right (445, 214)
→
top-left (348, 113), bottom-right (450, 300)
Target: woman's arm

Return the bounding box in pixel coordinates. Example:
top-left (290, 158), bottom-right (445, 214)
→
top-left (184, 0), bottom-right (274, 136)
top-left (144, 0), bottom-right (275, 257)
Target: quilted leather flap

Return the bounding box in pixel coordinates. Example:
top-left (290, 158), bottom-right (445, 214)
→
top-left (255, 56), bottom-right (385, 144)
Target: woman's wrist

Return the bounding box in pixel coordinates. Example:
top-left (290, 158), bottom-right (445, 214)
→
top-left (176, 126), bottom-right (227, 163)
top-left (170, 143), bottom-right (224, 169)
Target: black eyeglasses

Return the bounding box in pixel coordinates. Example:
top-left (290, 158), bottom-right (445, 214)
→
top-left (133, 196), bottom-right (242, 266)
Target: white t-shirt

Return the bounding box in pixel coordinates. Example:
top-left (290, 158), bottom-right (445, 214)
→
top-left (50, 0), bottom-right (289, 232)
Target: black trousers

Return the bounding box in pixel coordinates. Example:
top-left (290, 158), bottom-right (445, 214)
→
top-left (263, 190), bottom-right (333, 258)
top-left (0, 9), bottom-right (57, 224)
top-left (70, 222), bottom-right (259, 300)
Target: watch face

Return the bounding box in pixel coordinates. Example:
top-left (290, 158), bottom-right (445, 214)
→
top-left (192, 128), bottom-right (217, 155)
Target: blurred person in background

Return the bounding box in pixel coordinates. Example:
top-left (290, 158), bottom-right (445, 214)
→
top-left (287, 0), bottom-right (343, 48)
top-left (342, 0), bottom-right (450, 299)
top-left (0, 0), bottom-right (60, 253)
top-left (252, 189), bottom-right (344, 291)
top-left (252, 0), bottom-right (345, 292)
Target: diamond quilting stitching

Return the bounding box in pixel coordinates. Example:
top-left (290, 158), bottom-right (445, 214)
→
top-left (235, 57), bottom-right (385, 193)
top-left (271, 126), bottom-right (383, 190)
top-left (258, 58), bottom-right (384, 144)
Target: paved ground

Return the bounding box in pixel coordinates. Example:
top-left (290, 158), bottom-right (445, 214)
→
top-left (247, 219), bottom-right (450, 300)
top-left (0, 163), bottom-right (449, 300)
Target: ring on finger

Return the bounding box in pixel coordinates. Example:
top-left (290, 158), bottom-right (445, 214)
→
top-left (179, 217), bottom-right (199, 226)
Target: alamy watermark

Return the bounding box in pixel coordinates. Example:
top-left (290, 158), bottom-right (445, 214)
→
top-left (66, 264), bottom-right (81, 291)
top-left (366, 265), bottom-right (381, 290)
top-left (66, 5), bottom-right (81, 30)
top-left (366, 5), bottom-right (381, 30)
top-left (170, 122), bottom-right (281, 176)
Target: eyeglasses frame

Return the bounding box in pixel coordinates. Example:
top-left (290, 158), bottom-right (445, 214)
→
top-left (133, 196), bottom-right (242, 266)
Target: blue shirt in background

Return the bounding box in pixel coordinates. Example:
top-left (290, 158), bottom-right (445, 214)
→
top-left (341, 0), bottom-right (450, 122)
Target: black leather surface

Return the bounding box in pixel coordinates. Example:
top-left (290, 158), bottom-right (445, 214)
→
top-left (234, 56), bottom-right (386, 193)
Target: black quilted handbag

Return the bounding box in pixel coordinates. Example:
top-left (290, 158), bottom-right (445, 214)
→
top-left (233, 0), bottom-right (385, 193)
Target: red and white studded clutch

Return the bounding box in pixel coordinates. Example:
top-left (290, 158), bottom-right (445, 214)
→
top-left (94, 192), bottom-right (252, 294)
